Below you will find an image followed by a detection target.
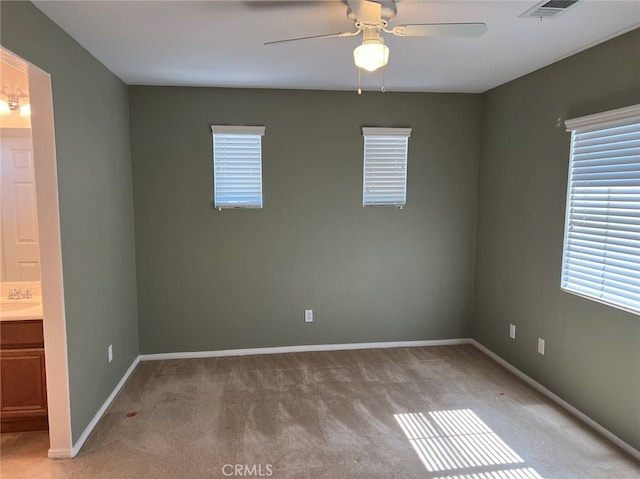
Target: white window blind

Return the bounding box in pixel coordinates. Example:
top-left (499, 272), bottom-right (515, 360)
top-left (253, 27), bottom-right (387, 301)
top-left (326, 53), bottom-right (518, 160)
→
top-left (562, 105), bottom-right (640, 315)
top-left (362, 127), bottom-right (411, 207)
top-left (211, 125), bottom-right (265, 209)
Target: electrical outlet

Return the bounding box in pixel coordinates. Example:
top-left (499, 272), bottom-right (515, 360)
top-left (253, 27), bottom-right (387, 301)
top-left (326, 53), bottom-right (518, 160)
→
top-left (509, 324), bottom-right (516, 339)
top-left (108, 344), bottom-right (113, 363)
top-left (304, 309), bottom-right (313, 323)
top-left (538, 338), bottom-right (545, 355)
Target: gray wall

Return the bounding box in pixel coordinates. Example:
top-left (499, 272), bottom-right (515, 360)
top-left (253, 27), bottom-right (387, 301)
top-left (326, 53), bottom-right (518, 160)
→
top-left (129, 87), bottom-right (482, 354)
top-left (0, 2), bottom-right (139, 442)
top-left (473, 29), bottom-right (640, 450)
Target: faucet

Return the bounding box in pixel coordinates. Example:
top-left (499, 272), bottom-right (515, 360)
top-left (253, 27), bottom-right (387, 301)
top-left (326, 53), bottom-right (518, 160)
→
top-left (8, 288), bottom-right (22, 300)
top-left (7, 288), bottom-right (31, 300)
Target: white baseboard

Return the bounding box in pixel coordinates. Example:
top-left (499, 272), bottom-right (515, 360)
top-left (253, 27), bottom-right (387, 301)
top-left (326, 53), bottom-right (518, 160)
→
top-left (47, 448), bottom-right (73, 459)
top-left (64, 355), bottom-right (141, 458)
top-left (139, 338), bottom-right (471, 361)
top-left (470, 339), bottom-right (640, 461)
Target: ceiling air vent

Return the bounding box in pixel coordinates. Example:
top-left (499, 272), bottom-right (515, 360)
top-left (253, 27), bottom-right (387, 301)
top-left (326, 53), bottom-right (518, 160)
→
top-left (520, 0), bottom-right (580, 19)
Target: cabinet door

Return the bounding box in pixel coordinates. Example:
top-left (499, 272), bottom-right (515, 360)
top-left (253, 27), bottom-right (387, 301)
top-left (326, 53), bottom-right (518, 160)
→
top-left (1, 348), bottom-right (48, 431)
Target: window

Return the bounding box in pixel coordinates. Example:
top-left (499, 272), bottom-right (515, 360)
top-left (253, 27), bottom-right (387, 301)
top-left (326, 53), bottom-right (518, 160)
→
top-left (562, 105), bottom-right (640, 315)
top-left (362, 127), bottom-right (411, 208)
top-left (211, 125), bottom-right (265, 209)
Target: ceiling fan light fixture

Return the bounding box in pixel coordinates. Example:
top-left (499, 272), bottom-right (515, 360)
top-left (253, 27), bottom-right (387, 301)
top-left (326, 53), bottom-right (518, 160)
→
top-left (353, 39), bottom-right (389, 72)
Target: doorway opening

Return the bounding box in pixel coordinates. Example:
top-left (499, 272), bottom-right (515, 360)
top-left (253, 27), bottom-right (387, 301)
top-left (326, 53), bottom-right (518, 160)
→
top-left (0, 46), bottom-right (72, 458)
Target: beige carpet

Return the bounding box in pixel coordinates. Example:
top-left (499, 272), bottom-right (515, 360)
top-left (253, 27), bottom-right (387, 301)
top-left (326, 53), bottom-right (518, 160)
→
top-left (1, 345), bottom-right (639, 478)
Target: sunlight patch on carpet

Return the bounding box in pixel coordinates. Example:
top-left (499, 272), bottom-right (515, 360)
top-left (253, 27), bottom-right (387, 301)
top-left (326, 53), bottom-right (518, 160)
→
top-left (394, 409), bottom-right (543, 478)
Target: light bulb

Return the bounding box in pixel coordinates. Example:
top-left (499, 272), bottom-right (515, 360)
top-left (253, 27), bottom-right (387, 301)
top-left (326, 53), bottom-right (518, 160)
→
top-left (20, 104), bottom-right (31, 118)
top-left (0, 100), bottom-right (9, 116)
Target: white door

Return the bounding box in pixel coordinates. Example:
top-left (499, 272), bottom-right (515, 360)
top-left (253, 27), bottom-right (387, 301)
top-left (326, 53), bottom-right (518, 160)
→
top-left (0, 135), bottom-right (41, 281)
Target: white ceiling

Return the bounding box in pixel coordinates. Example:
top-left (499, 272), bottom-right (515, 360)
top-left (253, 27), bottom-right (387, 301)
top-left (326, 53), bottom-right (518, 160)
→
top-left (33, 0), bottom-right (640, 93)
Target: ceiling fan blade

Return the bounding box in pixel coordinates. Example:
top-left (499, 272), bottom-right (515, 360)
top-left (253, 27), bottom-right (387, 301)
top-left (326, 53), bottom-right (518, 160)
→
top-left (347, 0), bottom-right (382, 25)
top-left (265, 31), bottom-right (359, 45)
top-left (392, 23), bottom-right (488, 38)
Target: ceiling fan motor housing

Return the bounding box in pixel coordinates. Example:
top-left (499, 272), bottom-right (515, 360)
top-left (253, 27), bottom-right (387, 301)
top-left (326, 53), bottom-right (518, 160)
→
top-left (347, 0), bottom-right (397, 24)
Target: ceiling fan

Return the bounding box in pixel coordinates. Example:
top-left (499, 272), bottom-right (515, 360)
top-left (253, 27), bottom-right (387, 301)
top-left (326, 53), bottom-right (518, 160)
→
top-left (265, 0), bottom-right (487, 76)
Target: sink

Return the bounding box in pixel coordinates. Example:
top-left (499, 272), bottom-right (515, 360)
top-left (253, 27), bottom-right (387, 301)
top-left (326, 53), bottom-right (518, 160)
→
top-left (0, 300), bottom-right (40, 312)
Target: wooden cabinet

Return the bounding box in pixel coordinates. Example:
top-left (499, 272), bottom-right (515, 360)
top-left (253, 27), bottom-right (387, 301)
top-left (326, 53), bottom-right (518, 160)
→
top-left (1, 320), bottom-right (48, 432)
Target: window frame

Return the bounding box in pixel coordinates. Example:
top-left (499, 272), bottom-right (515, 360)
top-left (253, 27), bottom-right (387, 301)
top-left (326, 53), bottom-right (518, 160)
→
top-left (211, 125), bottom-right (265, 210)
top-left (561, 104), bottom-right (640, 315)
top-left (362, 127), bottom-right (412, 209)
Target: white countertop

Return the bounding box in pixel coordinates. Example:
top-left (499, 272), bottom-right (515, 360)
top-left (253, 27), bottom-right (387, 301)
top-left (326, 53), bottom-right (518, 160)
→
top-left (0, 297), bottom-right (43, 321)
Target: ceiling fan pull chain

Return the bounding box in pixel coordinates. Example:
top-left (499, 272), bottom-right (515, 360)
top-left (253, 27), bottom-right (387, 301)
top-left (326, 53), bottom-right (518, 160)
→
top-left (358, 67), bottom-right (362, 95)
top-left (381, 64), bottom-right (386, 93)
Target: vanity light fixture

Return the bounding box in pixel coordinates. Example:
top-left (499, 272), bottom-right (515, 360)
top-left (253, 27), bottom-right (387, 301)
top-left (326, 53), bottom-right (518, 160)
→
top-left (0, 86), bottom-right (30, 117)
